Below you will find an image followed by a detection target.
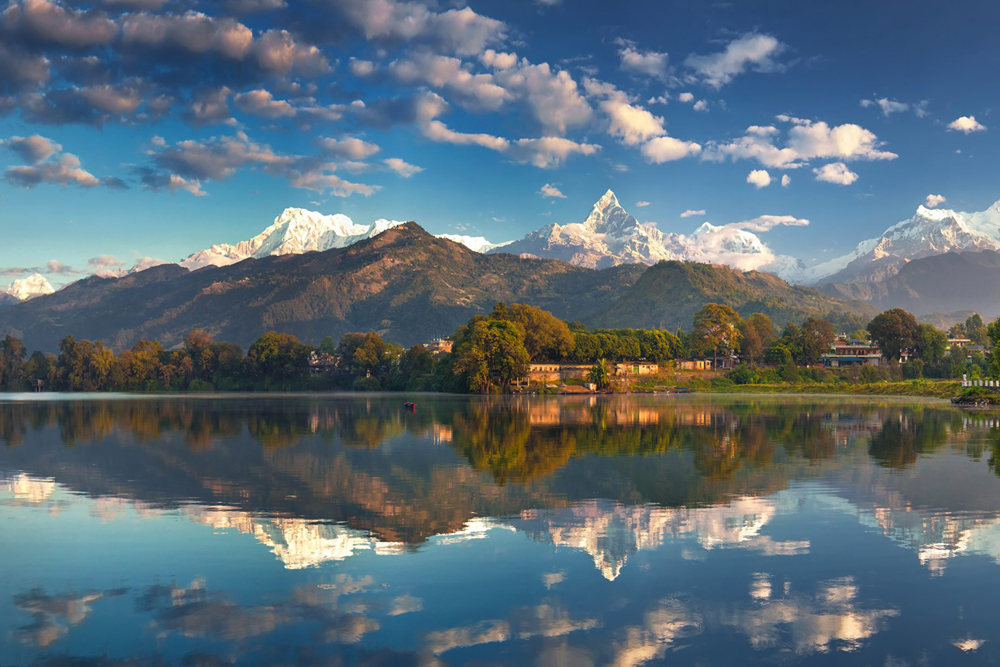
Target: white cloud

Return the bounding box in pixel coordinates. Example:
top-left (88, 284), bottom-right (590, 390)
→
top-left (2, 134), bottom-right (107, 189)
top-left (925, 193), bottom-right (946, 208)
top-left (317, 136), bottom-right (380, 159)
top-left (618, 42), bottom-right (669, 80)
top-left (233, 89), bottom-right (295, 119)
top-left (509, 137), bottom-right (600, 168)
top-left (684, 33), bottom-right (785, 88)
top-left (388, 53), bottom-right (509, 111)
top-left (813, 162), bottom-right (858, 185)
top-left (678, 92), bottom-right (694, 103)
top-left (384, 157), bottom-right (422, 177)
top-left (704, 117), bottom-right (897, 168)
top-left (642, 136), bottom-right (702, 163)
top-left (583, 79), bottom-right (666, 146)
top-left (539, 183), bottom-right (566, 198)
top-left (680, 209), bottom-right (705, 218)
top-left (635, 200), bottom-right (650, 207)
top-left (747, 169), bottom-right (771, 188)
top-left (348, 58), bottom-right (376, 77)
top-left (692, 99), bottom-right (708, 112)
top-left (948, 115), bottom-right (986, 133)
top-left (861, 97), bottom-right (907, 115)
top-left (781, 174), bottom-right (790, 187)
top-left (724, 214), bottom-right (809, 232)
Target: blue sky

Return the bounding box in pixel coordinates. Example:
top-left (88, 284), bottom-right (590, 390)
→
top-left (0, 0), bottom-right (997, 285)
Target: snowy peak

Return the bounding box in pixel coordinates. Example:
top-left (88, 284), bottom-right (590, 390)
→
top-left (3, 273), bottom-right (54, 301)
top-left (179, 208), bottom-right (506, 270)
top-left (805, 199), bottom-right (1000, 285)
top-left (496, 190), bottom-right (802, 280)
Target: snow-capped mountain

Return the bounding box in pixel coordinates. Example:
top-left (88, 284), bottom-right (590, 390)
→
top-left (2, 274), bottom-right (54, 301)
top-left (180, 208), bottom-right (506, 269)
top-left (803, 200), bottom-right (1000, 285)
top-left (437, 234), bottom-right (511, 253)
top-left (494, 190), bottom-right (804, 280)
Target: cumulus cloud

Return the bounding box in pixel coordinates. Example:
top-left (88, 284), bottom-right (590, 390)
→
top-left (925, 193), bottom-right (946, 207)
top-left (684, 33), bottom-right (785, 88)
top-left (680, 209), bottom-right (705, 218)
top-left (747, 169), bottom-right (771, 188)
top-left (704, 116), bottom-right (897, 168)
top-left (317, 136), bottom-right (380, 159)
top-left (693, 99), bottom-right (708, 112)
top-left (948, 115), bottom-right (986, 133)
top-left (678, 92), bottom-right (694, 103)
top-left (181, 86), bottom-right (233, 126)
top-left (539, 183), bottom-right (566, 198)
top-left (813, 161), bottom-right (858, 185)
top-left (617, 40), bottom-right (670, 80)
top-left (233, 89), bottom-right (295, 119)
top-left (328, 0), bottom-right (506, 57)
top-left (1, 134), bottom-right (116, 188)
top-left (133, 166), bottom-right (206, 196)
top-left (383, 157), bottom-right (421, 177)
top-left (584, 78), bottom-right (665, 146)
top-left (1, 0), bottom-right (118, 49)
top-left (508, 136), bottom-right (600, 168)
top-left (781, 174), bottom-right (790, 187)
top-left (642, 135), bottom-right (702, 163)
top-left (388, 52), bottom-right (509, 111)
top-left (860, 97), bottom-right (907, 116)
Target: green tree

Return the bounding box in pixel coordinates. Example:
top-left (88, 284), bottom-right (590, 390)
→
top-left (740, 313), bottom-right (776, 366)
top-left (867, 308), bottom-right (918, 362)
top-left (799, 317), bottom-right (836, 365)
top-left (588, 358), bottom-right (611, 389)
top-left (966, 313), bottom-right (989, 345)
top-left (987, 317), bottom-right (1000, 380)
top-left (454, 318), bottom-right (529, 393)
top-left (248, 332), bottom-right (309, 387)
top-left (692, 303), bottom-right (742, 367)
top-left (505, 303), bottom-right (575, 361)
top-left (914, 323), bottom-right (948, 363)
top-left (0, 335), bottom-right (28, 390)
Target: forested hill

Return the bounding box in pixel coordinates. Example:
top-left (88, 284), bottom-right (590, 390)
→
top-left (0, 224), bottom-right (645, 352)
top-left (592, 260), bottom-right (876, 332)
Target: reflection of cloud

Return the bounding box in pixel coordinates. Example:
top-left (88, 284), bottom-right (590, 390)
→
top-left (519, 496), bottom-right (808, 580)
top-left (611, 599), bottom-right (702, 667)
top-left (542, 572), bottom-right (565, 589)
top-left (953, 637), bottom-right (986, 652)
top-left (720, 576), bottom-right (897, 654)
top-left (389, 594), bottom-right (424, 616)
top-left (5, 473), bottom-right (55, 503)
top-left (425, 604), bottom-right (598, 655)
top-left (14, 588), bottom-right (106, 648)
top-left (749, 573), bottom-right (771, 601)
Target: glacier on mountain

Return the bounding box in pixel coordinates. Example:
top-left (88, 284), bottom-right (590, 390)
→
top-left (494, 190), bottom-right (806, 280)
top-left (179, 208), bottom-right (505, 269)
top-left (802, 200), bottom-right (1000, 285)
top-left (2, 273), bottom-right (54, 301)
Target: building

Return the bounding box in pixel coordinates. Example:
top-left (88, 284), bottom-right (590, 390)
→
top-left (822, 340), bottom-right (882, 367)
top-left (613, 362), bottom-right (660, 376)
top-left (948, 338), bottom-right (973, 350)
top-left (308, 351), bottom-right (338, 374)
top-left (425, 338), bottom-right (453, 355)
top-left (676, 359), bottom-right (712, 371)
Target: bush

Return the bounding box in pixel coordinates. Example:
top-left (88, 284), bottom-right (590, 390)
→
top-left (188, 379), bottom-right (214, 392)
top-left (352, 376), bottom-right (382, 391)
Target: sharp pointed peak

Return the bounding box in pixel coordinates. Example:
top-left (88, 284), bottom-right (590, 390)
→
top-left (595, 189), bottom-right (620, 209)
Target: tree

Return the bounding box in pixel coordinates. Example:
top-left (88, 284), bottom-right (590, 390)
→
top-left (967, 313), bottom-right (989, 345)
top-left (914, 324), bottom-right (948, 363)
top-left (740, 314), bottom-right (776, 366)
top-left (988, 317), bottom-right (1000, 380)
top-left (692, 303), bottom-right (742, 367)
top-left (867, 309), bottom-right (918, 362)
top-left (0, 335), bottom-right (27, 390)
top-left (799, 317), bottom-right (835, 365)
top-left (505, 303), bottom-right (575, 361)
top-left (588, 359), bottom-right (611, 389)
top-left (248, 332), bottom-right (309, 386)
top-left (454, 318), bottom-right (529, 393)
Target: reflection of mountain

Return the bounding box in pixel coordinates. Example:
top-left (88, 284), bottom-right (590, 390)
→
top-left (1, 396), bottom-right (996, 580)
top-left (517, 496), bottom-right (807, 580)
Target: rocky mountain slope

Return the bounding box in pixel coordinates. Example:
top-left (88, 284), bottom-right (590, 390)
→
top-left (0, 223), bottom-right (874, 352)
top-left (0, 224), bottom-right (644, 352)
top-left (821, 249), bottom-right (1000, 318)
top-left (805, 200), bottom-right (1000, 285)
top-left (180, 207), bottom-right (507, 270)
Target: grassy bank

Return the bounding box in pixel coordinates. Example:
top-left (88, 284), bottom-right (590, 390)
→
top-left (690, 379), bottom-right (960, 399)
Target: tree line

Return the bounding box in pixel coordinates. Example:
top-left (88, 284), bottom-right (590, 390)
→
top-left (0, 302), bottom-right (998, 394)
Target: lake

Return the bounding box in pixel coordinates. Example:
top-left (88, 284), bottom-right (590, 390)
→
top-left (1, 394), bottom-right (1000, 666)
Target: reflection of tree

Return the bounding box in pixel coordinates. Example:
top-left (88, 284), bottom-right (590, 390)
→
top-left (868, 411), bottom-right (951, 468)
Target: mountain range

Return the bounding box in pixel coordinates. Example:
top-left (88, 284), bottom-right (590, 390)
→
top-left (0, 223), bottom-right (866, 352)
top-left (1, 274), bottom-right (54, 304)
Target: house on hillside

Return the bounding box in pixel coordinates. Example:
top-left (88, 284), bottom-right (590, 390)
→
top-left (308, 351), bottom-right (338, 374)
top-left (425, 338), bottom-right (453, 355)
top-left (676, 359), bottom-right (712, 371)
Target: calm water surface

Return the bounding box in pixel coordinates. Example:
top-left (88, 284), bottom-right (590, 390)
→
top-left (2, 394), bottom-right (1000, 666)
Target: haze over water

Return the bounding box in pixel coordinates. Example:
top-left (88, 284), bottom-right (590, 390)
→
top-left (2, 395), bottom-right (1000, 666)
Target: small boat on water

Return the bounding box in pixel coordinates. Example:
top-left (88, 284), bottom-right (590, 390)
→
top-left (404, 402), bottom-right (417, 411)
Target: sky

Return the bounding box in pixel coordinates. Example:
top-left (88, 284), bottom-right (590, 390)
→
top-left (0, 0), bottom-right (998, 287)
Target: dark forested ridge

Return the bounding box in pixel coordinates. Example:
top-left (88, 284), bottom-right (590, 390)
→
top-left (0, 223), bottom-right (873, 352)
top-left (593, 260), bottom-right (875, 332)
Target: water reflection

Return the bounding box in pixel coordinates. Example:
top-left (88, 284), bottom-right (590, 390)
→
top-left (1, 395), bottom-right (1000, 665)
